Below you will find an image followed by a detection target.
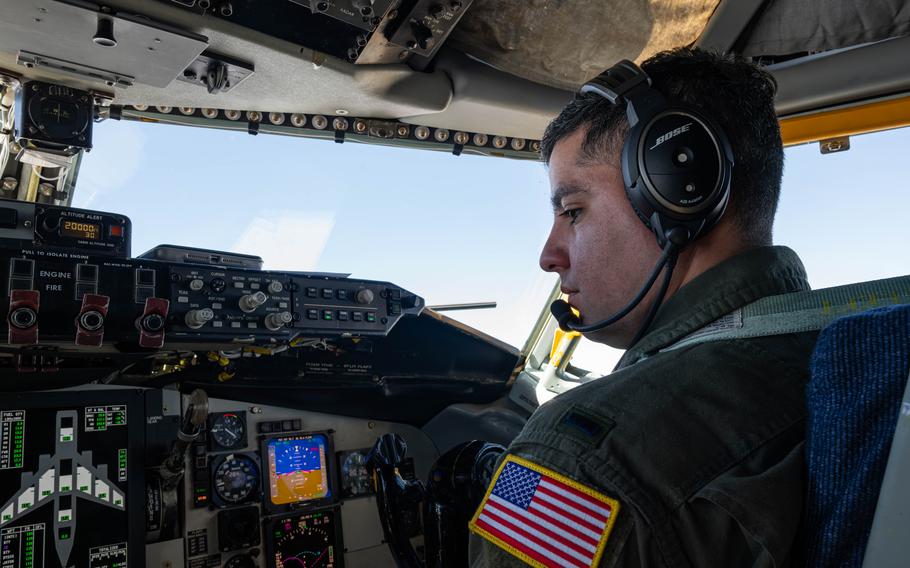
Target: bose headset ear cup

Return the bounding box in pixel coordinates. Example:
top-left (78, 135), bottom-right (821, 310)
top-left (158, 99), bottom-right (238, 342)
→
top-left (622, 103), bottom-right (733, 247)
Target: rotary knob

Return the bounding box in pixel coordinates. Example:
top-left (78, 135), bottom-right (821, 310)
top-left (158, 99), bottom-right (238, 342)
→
top-left (267, 281), bottom-right (283, 294)
top-left (264, 311), bottom-right (293, 331)
top-left (239, 291), bottom-right (268, 313)
top-left (189, 278), bottom-right (205, 291)
top-left (355, 289), bottom-right (374, 305)
top-left (185, 308), bottom-right (214, 329)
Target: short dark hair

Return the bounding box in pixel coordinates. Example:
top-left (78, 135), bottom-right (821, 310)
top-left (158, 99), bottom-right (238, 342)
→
top-left (540, 47), bottom-right (783, 246)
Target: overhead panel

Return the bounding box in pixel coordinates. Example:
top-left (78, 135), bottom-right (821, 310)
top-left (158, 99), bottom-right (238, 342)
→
top-left (0, 0), bottom-right (208, 88)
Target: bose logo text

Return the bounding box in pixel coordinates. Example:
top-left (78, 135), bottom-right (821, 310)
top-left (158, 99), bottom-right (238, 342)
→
top-left (649, 123), bottom-right (692, 150)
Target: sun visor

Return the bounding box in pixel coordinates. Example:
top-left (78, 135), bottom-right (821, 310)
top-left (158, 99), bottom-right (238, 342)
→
top-left (447, 0), bottom-right (720, 90)
top-left (739, 0), bottom-right (910, 57)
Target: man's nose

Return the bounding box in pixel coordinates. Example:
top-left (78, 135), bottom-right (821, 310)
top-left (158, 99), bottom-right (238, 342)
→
top-left (539, 227), bottom-right (568, 274)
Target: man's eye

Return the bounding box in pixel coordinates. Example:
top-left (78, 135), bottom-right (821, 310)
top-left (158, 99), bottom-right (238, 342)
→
top-left (560, 208), bottom-right (582, 224)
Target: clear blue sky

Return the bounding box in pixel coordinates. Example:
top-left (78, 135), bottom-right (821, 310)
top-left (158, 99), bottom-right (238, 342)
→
top-left (74, 120), bottom-right (910, 355)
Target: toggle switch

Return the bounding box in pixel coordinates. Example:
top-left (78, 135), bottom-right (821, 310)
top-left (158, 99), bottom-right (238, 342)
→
top-left (239, 291), bottom-right (268, 313)
top-left (264, 311), bottom-right (292, 331)
top-left (185, 308), bottom-right (215, 329)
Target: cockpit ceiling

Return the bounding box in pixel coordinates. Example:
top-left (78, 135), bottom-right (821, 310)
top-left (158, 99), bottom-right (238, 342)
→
top-left (450, 0), bottom-right (910, 90)
top-left (450, 0), bottom-right (722, 91)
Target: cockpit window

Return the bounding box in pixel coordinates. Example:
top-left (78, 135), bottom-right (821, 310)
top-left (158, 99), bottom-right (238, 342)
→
top-left (74, 120), bottom-right (558, 348)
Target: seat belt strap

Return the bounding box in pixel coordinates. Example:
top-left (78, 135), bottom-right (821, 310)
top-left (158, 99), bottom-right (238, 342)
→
top-left (662, 275), bottom-right (910, 353)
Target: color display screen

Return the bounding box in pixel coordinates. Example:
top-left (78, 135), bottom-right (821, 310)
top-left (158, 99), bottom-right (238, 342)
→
top-left (266, 434), bottom-right (330, 505)
top-left (60, 220), bottom-right (101, 240)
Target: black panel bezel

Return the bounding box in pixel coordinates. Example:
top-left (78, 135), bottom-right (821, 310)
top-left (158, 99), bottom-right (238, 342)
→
top-left (259, 430), bottom-right (337, 514)
top-left (264, 507), bottom-right (345, 568)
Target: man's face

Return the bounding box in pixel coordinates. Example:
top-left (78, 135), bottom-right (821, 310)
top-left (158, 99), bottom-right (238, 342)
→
top-left (539, 128), bottom-right (662, 346)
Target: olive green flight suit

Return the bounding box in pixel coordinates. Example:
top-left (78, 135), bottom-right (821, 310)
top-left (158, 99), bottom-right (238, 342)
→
top-left (474, 246), bottom-right (817, 568)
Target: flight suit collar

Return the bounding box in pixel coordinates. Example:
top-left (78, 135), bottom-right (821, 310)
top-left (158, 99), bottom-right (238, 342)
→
top-left (619, 246), bottom-right (810, 367)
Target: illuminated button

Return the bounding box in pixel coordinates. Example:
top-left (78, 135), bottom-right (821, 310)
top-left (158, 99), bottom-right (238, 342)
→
top-left (76, 264), bottom-right (98, 282)
top-left (10, 259), bottom-right (34, 277)
top-left (306, 287), bottom-right (317, 298)
top-left (306, 309), bottom-right (318, 320)
top-left (336, 289), bottom-right (348, 301)
top-left (136, 268), bottom-right (155, 286)
top-left (75, 282), bottom-right (98, 299)
top-left (108, 224), bottom-right (124, 239)
top-left (10, 278), bottom-right (31, 290)
top-left (322, 288), bottom-right (333, 299)
top-left (337, 311), bottom-right (349, 321)
top-left (251, 282), bottom-right (260, 290)
top-left (230, 322), bottom-right (241, 328)
top-left (322, 310), bottom-right (333, 321)
top-left (366, 312), bottom-right (376, 323)
top-left (352, 312), bottom-right (363, 322)
top-left (233, 281), bottom-right (244, 289)
top-left (135, 287), bottom-right (154, 303)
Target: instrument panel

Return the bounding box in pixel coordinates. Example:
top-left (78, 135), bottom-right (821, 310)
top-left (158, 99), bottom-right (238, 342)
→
top-left (0, 200), bottom-right (519, 567)
top-left (182, 396), bottom-right (437, 568)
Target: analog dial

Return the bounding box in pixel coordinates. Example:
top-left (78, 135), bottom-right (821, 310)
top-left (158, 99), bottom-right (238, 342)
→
top-left (213, 454), bottom-right (259, 504)
top-left (210, 412), bottom-right (245, 449)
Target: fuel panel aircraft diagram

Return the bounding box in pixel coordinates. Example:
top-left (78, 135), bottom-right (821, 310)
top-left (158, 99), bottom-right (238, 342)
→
top-left (0, 410), bottom-right (126, 567)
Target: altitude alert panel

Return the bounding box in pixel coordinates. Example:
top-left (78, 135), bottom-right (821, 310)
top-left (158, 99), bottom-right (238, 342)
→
top-left (0, 390), bottom-right (145, 568)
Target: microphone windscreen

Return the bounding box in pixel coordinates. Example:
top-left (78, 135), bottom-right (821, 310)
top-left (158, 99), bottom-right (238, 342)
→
top-left (549, 300), bottom-right (578, 331)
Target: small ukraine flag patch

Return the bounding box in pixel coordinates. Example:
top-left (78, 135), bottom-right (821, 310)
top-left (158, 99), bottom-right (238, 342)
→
top-left (469, 454), bottom-right (620, 568)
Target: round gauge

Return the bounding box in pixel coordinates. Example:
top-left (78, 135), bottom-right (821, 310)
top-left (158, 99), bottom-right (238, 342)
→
top-left (210, 413), bottom-right (246, 449)
top-left (213, 454), bottom-right (260, 505)
top-left (341, 451), bottom-right (372, 497)
top-left (224, 554), bottom-right (256, 568)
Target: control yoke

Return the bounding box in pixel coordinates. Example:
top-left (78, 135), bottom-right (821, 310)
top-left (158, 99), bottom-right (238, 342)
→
top-left (367, 434), bottom-right (505, 568)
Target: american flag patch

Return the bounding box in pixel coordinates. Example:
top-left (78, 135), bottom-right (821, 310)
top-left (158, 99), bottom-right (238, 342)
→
top-left (469, 454), bottom-right (619, 568)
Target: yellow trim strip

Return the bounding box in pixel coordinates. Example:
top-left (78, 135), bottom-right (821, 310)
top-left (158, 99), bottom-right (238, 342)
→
top-left (780, 96), bottom-right (910, 146)
top-left (468, 454), bottom-right (621, 568)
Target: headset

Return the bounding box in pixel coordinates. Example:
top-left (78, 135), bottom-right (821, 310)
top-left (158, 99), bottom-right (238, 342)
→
top-left (550, 60), bottom-right (735, 338)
